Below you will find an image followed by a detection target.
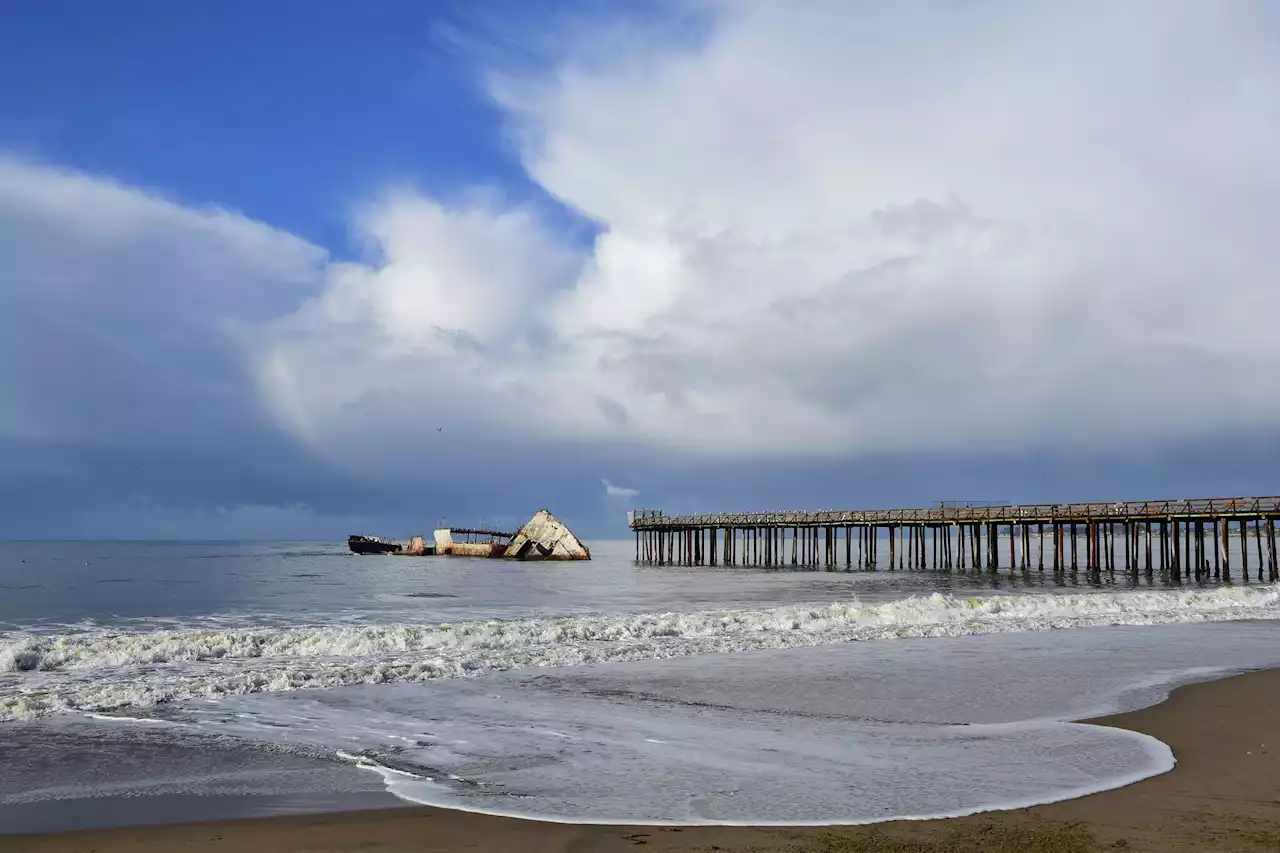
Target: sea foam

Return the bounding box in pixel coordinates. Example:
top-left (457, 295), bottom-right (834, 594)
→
top-left (2, 585), bottom-right (1278, 721)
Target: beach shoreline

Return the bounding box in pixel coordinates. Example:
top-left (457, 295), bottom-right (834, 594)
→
top-left (6, 666), bottom-right (1279, 852)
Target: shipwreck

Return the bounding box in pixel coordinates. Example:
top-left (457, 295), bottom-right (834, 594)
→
top-left (502, 509), bottom-right (591, 561)
top-left (347, 509), bottom-right (590, 561)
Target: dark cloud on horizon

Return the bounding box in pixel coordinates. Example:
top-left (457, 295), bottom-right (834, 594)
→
top-left (5, 425), bottom-right (1280, 541)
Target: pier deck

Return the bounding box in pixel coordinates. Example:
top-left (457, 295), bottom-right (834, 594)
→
top-left (628, 496), bottom-right (1280, 580)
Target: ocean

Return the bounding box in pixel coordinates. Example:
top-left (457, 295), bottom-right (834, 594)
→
top-left (3, 538), bottom-right (1280, 833)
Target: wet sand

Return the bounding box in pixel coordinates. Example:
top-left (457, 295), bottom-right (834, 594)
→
top-left (7, 668), bottom-right (1280, 852)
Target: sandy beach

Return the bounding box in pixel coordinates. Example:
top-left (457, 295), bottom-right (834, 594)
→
top-left (5, 667), bottom-right (1277, 853)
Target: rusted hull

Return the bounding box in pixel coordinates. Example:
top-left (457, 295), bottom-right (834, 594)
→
top-left (392, 535), bottom-right (435, 556)
top-left (447, 541), bottom-right (507, 558)
top-left (432, 528), bottom-right (508, 558)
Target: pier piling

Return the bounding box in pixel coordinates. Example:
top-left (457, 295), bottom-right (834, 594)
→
top-left (628, 498), bottom-right (1280, 581)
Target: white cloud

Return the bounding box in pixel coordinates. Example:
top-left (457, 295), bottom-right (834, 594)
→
top-left (0, 156), bottom-right (325, 446)
top-left (8, 0), bottom-right (1280, 494)
top-left (251, 190), bottom-right (582, 462)
top-left (603, 479), bottom-right (640, 499)
top-left (253, 0), bottom-right (1280, 466)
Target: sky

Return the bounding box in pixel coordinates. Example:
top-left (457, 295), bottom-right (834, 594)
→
top-left (2, 0), bottom-right (1279, 540)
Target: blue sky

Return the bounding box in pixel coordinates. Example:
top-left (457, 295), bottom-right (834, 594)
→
top-left (1, 0), bottom-right (1279, 539)
top-left (0, 1), bottom-right (568, 252)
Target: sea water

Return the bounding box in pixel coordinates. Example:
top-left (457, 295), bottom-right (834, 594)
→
top-left (2, 539), bottom-right (1279, 831)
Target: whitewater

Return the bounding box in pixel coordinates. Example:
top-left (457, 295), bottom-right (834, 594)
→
top-left (7, 541), bottom-right (1280, 830)
top-left (69, 620), bottom-right (1280, 826)
top-left (5, 584), bottom-right (1279, 721)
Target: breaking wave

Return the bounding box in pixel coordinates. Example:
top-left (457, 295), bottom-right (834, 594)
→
top-left (3, 585), bottom-right (1278, 721)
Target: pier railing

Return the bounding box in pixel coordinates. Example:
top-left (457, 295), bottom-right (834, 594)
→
top-left (629, 496), bottom-right (1280, 529)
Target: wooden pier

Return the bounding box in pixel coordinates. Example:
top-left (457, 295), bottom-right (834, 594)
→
top-left (628, 496), bottom-right (1280, 581)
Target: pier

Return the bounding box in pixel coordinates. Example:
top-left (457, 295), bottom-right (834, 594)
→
top-left (628, 496), bottom-right (1280, 581)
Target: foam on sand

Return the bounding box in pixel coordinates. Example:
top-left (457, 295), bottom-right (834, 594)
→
top-left (340, 723), bottom-right (1176, 827)
top-left (177, 653), bottom-right (1188, 827)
